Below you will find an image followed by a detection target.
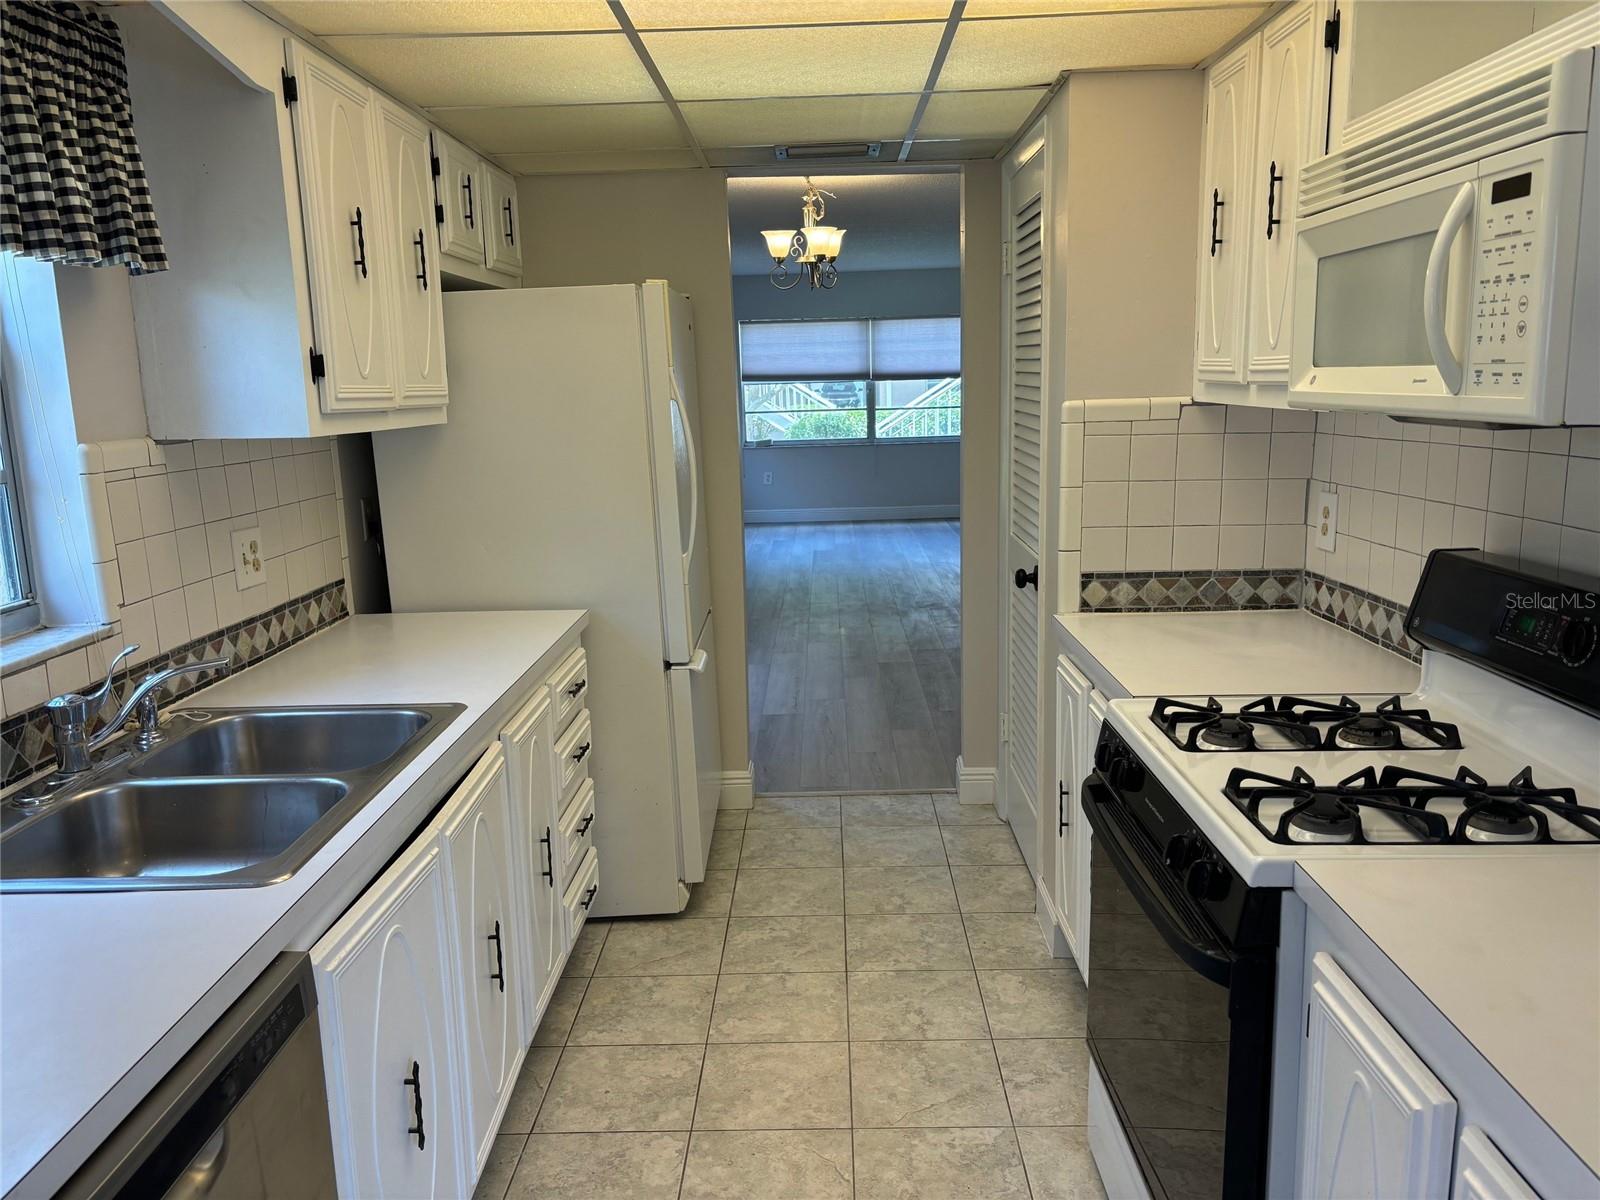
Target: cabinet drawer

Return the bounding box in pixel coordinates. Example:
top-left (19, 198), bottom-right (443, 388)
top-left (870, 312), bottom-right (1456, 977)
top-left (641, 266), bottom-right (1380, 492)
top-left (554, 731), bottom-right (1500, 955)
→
top-left (549, 646), bottom-right (589, 734)
top-left (557, 777), bottom-right (596, 878)
top-left (561, 847), bottom-right (599, 941)
top-left (554, 707), bottom-right (592, 805)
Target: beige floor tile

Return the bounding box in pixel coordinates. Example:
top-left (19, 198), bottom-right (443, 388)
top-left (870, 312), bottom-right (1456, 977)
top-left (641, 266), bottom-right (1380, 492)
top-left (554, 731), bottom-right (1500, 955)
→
top-left (852, 1128), bottom-right (1032, 1199)
top-left (994, 1039), bottom-right (1091, 1125)
top-left (706, 828), bottom-right (743, 870)
top-left (850, 1040), bottom-right (1011, 1128)
top-left (950, 865), bottom-right (1036, 913)
top-left (511, 1132), bottom-right (687, 1198)
top-left (846, 913), bottom-right (972, 971)
top-left (593, 918), bottom-right (728, 976)
top-left (841, 794), bottom-right (937, 826)
top-left (499, 1047), bottom-right (561, 1134)
top-left (977, 970), bottom-right (1089, 1039)
top-left (941, 825), bottom-right (1026, 865)
top-left (1016, 1126), bottom-right (1107, 1200)
top-left (681, 1129), bottom-right (853, 1200)
top-left (709, 972), bottom-right (849, 1043)
top-left (532, 973), bottom-right (589, 1047)
top-left (722, 916), bottom-right (846, 973)
top-left (679, 870), bottom-right (736, 918)
top-left (714, 808), bottom-right (748, 829)
top-left (565, 920), bottom-right (610, 977)
top-left (843, 825), bottom-right (949, 867)
top-left (847, 970), bottom-right (990, 1041)
top-left (746, 795), bottom-right (842, 828)
top-left (533, 1045), bottom-right (703, 1132)
top-left (739, 827), bottom-right (843, 867)
top-left (934, 797), bottom-right (1004, 825)
top-left (568, 975), bottom-right (717, 1045)
top-left (963, 912), bottom-right (1071, 969)
top-left (472, 1134), bottom-right (525, 1200)
top-left (694, 1042), bottom-right (852, 1130)
top-left (731, 867), bottom-right (844, 916)
top-left (844, 866), bottom-right (959, 914)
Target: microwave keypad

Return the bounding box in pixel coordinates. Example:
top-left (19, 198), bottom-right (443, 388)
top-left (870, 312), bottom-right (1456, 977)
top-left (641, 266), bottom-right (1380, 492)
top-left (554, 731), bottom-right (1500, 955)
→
top-left (1470, 177), bottom-right (1539, 396)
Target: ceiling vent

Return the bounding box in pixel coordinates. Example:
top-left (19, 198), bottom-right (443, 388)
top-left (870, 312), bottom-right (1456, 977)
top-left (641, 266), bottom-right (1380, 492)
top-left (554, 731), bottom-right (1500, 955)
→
top-left (774, 142), bottom-right (882, 162)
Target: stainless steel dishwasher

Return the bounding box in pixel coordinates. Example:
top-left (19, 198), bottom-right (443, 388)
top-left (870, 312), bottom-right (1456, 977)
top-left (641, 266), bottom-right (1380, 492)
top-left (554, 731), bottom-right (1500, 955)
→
top-left (61, 953), bottom-right (337, 1200)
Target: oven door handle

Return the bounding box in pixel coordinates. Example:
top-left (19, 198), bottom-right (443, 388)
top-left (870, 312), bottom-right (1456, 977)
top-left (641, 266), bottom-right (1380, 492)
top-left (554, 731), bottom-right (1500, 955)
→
top-left (1081, 776), bottom-right (1233, 985)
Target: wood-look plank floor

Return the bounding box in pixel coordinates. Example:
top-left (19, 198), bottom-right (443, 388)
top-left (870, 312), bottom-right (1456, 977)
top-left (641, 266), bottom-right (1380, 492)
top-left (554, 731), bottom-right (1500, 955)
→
top-left (745, 520), bottom-right (961, 794)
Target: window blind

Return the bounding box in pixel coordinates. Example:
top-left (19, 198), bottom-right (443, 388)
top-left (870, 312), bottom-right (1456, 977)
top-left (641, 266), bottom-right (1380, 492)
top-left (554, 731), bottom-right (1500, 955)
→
top-left (871, 317), bottom-right (960, 379)
top-left (738, 317), bottom-right (960, 381)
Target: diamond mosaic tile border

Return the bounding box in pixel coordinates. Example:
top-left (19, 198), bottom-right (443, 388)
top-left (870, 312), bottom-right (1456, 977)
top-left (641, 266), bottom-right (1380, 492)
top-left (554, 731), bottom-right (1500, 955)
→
top-left (1302, 571), bottom-right (1421, 662)
top-left (1, 581), bottom-right (348, 789)
top-left (1080, 569), bottom-right (1303, 613)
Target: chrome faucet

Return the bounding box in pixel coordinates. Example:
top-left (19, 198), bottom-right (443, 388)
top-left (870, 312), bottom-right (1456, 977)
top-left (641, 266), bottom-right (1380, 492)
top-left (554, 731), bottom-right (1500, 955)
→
top-left (45, 645), bottom-right (231, 774)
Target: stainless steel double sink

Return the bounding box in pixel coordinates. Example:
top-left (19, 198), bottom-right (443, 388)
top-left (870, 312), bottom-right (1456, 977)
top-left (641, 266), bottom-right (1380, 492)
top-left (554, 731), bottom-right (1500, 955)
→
top-left (0, 705), bottom-right (463, 892)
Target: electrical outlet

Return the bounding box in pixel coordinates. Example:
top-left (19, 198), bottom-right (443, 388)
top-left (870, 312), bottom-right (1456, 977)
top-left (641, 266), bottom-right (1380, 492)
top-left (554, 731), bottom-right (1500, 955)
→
top-left (1315, 490), bottom-right (1338, 552)
top-left (233, 527), bottom-right (265, 589)
top-left (763, 471), bottom-right (773, 485)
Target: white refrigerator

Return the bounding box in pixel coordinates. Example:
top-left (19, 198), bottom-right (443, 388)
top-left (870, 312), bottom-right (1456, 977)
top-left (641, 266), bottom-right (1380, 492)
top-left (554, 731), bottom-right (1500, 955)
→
top-left (373, 281), bottom-right (722, 917)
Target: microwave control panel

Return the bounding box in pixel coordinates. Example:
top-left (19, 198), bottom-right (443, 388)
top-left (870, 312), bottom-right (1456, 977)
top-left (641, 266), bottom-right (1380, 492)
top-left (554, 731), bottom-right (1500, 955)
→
top-left (1469, 162), bottom-right (1542, 398)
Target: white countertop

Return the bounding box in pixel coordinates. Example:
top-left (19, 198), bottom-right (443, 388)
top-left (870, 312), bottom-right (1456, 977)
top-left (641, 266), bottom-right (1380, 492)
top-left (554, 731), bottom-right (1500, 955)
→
top-left (1, 611), bottom-right (586, 1198)
top-left (1298, 855), bottom-right (1600, 1177)
top-left (1054, 609), bottom-right (1420, 700)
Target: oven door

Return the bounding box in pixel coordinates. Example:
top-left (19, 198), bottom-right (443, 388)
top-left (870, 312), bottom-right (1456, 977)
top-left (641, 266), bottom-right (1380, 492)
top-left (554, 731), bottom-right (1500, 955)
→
top-left (1084, 777), bottom-right (1271, 1200)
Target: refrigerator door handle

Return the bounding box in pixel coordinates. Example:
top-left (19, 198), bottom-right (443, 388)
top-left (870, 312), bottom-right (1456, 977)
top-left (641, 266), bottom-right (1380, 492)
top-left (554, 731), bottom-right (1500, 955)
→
top-left (672, 377), bottom-right (700, 563)
top-left (667, 648), bottom-right (709, 673)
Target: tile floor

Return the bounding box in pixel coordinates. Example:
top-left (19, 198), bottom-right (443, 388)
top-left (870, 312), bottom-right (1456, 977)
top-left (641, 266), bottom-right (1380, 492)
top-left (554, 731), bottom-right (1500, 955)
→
top-left (475, 792), bottom-right (1106, 1200)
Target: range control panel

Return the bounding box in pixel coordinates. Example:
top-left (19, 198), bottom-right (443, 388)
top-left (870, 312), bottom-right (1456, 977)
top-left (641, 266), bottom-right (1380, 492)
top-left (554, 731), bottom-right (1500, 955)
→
top-left (1469, 165), bottom-right (1541, 398)
top-left (1498, 605), bottom-right (1599, 668)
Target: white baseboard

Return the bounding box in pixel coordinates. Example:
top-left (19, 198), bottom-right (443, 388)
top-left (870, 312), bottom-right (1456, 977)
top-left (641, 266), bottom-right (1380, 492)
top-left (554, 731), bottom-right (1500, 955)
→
top-left (956, 756), bottom-right (997, 807)
top-left (1090, 1059), bottom-right (1150, 1200)
top-left (742, 504), bottom-right (960, 524)
top-left (718, 764), bottom-right (754, 810)
top-left (1035, 876), bottom-right (1074, 962)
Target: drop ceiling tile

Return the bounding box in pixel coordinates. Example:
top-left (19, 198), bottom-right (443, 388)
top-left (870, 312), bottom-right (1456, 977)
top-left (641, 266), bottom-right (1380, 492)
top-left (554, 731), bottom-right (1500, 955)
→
top-left (906, 137), bottom-right (1009, 160)
top-left (643, 23), bottom-right (944, 100)
top-left (497, 147), bottom-right (704, 173)
top-left (325, 32), bottom-right (660, 106)
top-left (964, 0), bottom-right (1257, 15)
top-left (706, 141), bottom-right (907, 166)
top-left (626, 0), bottom-right (950, 27)
top-left (939, 6), bottom-right (1267, 89)
top-left (916, 89), bottom-right (1043, 139)
top-left (682, 94), bottom-right (917, 147)
top-left (429, 102), bottom-right (685, 153)
top-left (262, 1), bottom-right (617, 35)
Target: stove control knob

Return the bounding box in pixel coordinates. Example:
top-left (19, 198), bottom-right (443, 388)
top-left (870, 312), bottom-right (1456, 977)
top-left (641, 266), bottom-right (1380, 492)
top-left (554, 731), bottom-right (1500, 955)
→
top-left (1093, 739), bottom-right (1118, 774)
top-left (1185, 858), bottom-right (1230, 903)
top-left (1163, 833), bottom-right (1203, 871)
top-left (1558, 617), bottom-right (1596, 667)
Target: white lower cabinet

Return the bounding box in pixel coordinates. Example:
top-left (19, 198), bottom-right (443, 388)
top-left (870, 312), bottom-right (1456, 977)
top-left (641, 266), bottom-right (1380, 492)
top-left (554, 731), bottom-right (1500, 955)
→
top-left (311, 839), bottom-right (466, 1200)
top-left (562, 847), bottom-right (601, 944)
top-left (1297, 950), bottom-right (1458, 1199)
top-left (501, 690), bottom-right (565, 1045)
top-left (1052, 654), bottom-right (1097, 979)
top-left (1452, 1127), bottom-right (1539, 1200)
top-left (438, 743), bottom-right (525, 1178)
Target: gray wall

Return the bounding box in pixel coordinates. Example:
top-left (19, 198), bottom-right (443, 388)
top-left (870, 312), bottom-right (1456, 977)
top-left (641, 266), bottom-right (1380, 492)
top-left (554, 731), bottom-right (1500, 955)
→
top-left (736, 267), bottom-right (962, 521)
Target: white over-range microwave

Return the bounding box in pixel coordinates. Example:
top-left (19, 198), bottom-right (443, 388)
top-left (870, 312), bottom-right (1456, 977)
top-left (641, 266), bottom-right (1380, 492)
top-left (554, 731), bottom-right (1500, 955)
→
top-left (1289, 46), bottom-right (1599, 426)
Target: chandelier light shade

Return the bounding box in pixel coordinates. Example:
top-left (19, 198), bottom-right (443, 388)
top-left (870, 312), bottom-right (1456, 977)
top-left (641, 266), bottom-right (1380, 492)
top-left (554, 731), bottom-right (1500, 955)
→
top-left (764, 179), bottom-right (845, 290)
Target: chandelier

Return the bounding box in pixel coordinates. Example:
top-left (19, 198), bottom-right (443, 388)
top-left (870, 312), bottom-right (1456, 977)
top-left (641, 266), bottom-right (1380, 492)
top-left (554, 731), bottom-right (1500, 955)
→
top-left (761, 179), bottom-right (846, 290)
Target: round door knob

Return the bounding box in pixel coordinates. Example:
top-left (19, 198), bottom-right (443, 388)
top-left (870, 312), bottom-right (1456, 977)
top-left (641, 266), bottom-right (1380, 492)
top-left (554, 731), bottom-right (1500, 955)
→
top-left (1014, 566), bottom-right (1038, 590)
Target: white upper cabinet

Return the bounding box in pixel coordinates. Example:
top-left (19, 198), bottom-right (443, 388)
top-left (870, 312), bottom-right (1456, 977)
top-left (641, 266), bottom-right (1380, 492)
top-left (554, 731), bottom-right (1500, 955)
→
top-left (484, 162), bottom-right (523, 278)
top-left (434, 129), bottom-right (486, 268)
top-left (1298, 951), bottom-right (1458, 1200)
top-left (376, 97), bottom-right (448, 407)
top-left (1196, 35), bottom-right (1261, 384)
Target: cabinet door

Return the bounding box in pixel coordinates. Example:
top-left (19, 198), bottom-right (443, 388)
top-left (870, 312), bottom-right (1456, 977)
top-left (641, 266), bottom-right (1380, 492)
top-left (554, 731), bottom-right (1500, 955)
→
top-left (434, 130), bottom-right (486, 266)
top-left (1052, 657), bottom-right (1085, 962)
top-left (312, 840), bottom-right (465, 1200)
top-left (1196, 35), bottom-right (1261, 384)
top-left (502, 689), bottom-right (565, 1044)
top-left (1245, 3), bottom-right (1321, 382)
top-left (1452, 1127), bottom-right (1538, 1200)
top-left (1298, 951), bottom-right (1457, 1200)
top-left (376, 98), bottom-right (448, 408)
top-left (284, 41), bottom-right (398, 412)
top-left (439, 743), bottom-right (524, 1178)
top-left (483, 162), bottom-right (523, 277)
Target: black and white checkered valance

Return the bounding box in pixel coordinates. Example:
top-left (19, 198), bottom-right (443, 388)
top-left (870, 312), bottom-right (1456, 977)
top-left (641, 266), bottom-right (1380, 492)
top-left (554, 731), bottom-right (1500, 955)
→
top-left (2, 2), bottom-right (168, 273)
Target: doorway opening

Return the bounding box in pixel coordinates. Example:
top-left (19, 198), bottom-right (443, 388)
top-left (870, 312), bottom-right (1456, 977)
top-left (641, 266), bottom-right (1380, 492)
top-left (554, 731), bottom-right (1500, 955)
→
top-left (728, 172), bottom-right (962, 795)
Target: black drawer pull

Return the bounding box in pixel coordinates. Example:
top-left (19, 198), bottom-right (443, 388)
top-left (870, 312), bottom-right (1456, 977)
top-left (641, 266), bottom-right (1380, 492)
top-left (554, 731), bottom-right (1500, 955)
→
top-left (1058, 781), bottom-right (1070, 834)
top-left (413, 227), bottom-right (428, 288)
top-left (572, 742), bottom-right (591, 763)
top-left (462, 175), bottom-right (474, 228)
top-left (580, 884), bottom-right (598, 910)
top-left (503, 197), bottom-right (515, 244)
top-left (578, 813), bottom-right (595, 836)
top-left (1265, 161), bottom-right (1284, 240)
top-left (1209, 188), bottom-right (1224, 256)
top-left (540, 827), bottom-right (554, 885)
top-left (487, 919), bottom-right (504, 992)
top-left (565, 678), bottom-right (587, 698)
top-left (351, 206), bottom-right (368, 278)
top-left (403, 1061), bottom-right (425, 1149)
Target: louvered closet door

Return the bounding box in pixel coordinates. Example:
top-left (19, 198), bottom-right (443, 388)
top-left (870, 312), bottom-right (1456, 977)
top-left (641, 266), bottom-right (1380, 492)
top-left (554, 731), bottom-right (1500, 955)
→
top-left (1003, 147), bottom-right (1046, 877)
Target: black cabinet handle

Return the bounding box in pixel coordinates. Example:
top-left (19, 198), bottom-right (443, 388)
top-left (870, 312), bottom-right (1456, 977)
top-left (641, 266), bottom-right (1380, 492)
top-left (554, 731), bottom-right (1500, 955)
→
top-left (578, 813), bottom-right (595, 836)
top-left (1209, 188), bottom-right (1225, 257)
top-left (503, 198), bottom-right (515, 244)
top-left (351, 206), bottom-right (368, 278)
top-left (1265, 161), bottom-right (1284, 240)
top-left (1059, 781), bottom-right (1070, 834)
top-left (462, 175), bottom-right (475, 228)
top-left (580, 884), bottom-right (598, 910)
top-left (413, 227), bottom-right (428, 289)
top-left (565, 678), bottom-right (587, 698)
top-left (487, 919), bottom-right (504, 992)
top-left (403, 1061), bottom-right (425, 1149)
top-left (540, 827), bottom-right (554, 885)
top-left (1014, 566), bottom-right (1038, 591)
top-left (572, 742), bottom-right (591, 763)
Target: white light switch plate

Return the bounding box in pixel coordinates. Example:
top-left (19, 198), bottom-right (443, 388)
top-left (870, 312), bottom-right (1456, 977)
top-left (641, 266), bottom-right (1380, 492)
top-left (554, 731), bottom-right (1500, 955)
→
top-left (232, 527), bottom-right (265, 589)
top-left (1315, 490), bottom-right (1338, 552)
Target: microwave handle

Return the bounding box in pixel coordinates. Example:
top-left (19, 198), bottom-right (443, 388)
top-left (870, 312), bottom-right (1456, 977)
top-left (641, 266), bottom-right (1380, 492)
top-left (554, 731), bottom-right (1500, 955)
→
top-left (1424, 181), bottom-right (1475, 395)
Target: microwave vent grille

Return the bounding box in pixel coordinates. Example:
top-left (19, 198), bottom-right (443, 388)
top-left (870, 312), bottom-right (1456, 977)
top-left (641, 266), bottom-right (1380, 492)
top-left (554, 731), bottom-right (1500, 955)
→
top-left (1300, 62), bottom-right (1574, 217)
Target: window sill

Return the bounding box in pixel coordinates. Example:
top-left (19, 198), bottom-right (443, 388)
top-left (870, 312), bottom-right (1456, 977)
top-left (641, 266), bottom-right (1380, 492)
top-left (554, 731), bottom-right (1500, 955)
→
top-left (1, 622), bottom-right (114, 679)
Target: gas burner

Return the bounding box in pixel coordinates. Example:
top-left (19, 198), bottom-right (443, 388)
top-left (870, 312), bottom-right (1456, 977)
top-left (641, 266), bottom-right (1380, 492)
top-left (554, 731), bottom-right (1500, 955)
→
top-left (1151, 694), bottom-right (1464, 753)
top-left (1331, 714), bottom-right (1401, 750)
top-left (1151, 697), bottom-right (1321, 753)
top-left (1287, 793), bottom-right (1363, 844)
top-left (1224, 766), bottom-right (1449, 845)
top-left (1461, 800), bottom-right (1540, 844)
top-left (1375, 765), bottom-right (1600, 844)
top-left (1199, 716), bottom-right (1256, 751)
